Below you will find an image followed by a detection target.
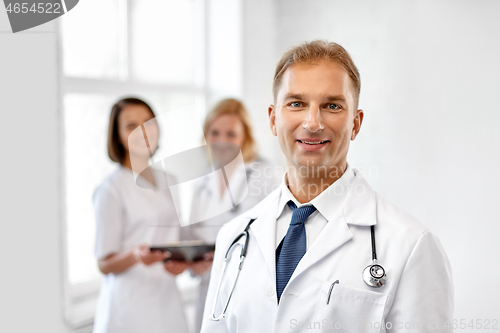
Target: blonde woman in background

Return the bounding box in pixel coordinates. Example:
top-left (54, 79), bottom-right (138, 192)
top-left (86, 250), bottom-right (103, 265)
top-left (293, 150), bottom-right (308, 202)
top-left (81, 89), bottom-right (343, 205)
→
top-left (184, 98), bottom-right (280, 333)
top-left (93, 97), bottom-right (189, 333)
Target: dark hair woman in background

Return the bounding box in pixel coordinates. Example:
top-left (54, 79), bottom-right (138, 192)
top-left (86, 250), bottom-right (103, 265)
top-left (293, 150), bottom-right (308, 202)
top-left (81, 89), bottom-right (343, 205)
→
top-left (93, 97), bottom-right (188, 333)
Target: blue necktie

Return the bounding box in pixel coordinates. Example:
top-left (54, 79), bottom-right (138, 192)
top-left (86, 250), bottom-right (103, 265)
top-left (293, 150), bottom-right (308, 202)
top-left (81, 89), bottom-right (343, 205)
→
top-left (276, 201), bottom-right (316, 303)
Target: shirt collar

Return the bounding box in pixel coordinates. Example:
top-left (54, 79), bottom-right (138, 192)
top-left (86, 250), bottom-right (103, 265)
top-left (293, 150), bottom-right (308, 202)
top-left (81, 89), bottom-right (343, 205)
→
top-left (277, 164), bottom-right (356, 222)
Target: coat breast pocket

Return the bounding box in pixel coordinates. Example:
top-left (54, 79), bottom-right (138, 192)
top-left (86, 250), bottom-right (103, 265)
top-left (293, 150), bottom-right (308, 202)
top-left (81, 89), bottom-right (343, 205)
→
top-left (313, 281), bottom-right (388, 333)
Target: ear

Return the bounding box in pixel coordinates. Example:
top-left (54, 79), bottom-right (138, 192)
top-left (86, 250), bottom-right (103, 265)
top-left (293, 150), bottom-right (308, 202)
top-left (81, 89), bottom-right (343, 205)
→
top-left (268, 104), bottom-right (277, 136)
top-left (351, 109), bottom-right (364, 140)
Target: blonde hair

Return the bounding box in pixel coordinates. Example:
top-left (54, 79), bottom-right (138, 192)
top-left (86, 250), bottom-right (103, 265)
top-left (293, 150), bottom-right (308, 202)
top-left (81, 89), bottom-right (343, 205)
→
top-left (203, 98), bottom-right (257, 162)
top-left (273, 40), bottom-right (361, 108)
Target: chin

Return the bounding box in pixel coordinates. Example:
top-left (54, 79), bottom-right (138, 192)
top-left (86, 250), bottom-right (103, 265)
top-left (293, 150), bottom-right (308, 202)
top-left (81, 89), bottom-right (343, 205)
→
top-left (294, 158), bottom-right (326, 169)
top-left (129, 150), bottom-right (153, 160)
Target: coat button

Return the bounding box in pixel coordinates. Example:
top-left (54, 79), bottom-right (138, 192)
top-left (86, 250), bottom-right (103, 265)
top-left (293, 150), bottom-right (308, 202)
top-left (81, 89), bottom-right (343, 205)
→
top-left (267, 286), bottom-right (275, 297)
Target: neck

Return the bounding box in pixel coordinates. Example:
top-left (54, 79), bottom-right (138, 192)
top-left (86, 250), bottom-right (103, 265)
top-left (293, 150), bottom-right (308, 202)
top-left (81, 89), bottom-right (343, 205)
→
top-left (286, 161), bottom-right (347, 204)
top-left (121, 152), bottom-right (132, 169)
top-left (122, 152), bottom-right (152, 171)
top-left (121, 153), bottom-right (155, 185)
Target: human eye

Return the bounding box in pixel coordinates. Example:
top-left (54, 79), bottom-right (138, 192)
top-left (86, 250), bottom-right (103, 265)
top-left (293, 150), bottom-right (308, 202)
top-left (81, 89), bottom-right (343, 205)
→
top-left (289, 101), bottom-right (302, 108)
top-left (326, 103), bottom-right (342, 111)
top-left (227, 132), bottom-right (236, 138)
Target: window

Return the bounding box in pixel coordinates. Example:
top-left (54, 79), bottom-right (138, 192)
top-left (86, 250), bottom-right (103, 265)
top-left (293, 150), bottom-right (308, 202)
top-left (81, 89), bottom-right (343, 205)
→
top-left (60, 0), bottom-right (206, 327)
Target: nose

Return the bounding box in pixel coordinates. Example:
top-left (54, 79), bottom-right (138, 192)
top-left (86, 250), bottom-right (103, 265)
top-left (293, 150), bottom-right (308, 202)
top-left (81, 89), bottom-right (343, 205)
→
top-left (302, 104), bottom-right (324, 132)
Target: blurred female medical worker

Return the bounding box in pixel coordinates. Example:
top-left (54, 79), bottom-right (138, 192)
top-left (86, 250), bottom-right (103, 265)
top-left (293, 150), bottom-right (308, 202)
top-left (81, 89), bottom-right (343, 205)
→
top-left (184, 98), bottom-right (280, 333)
top-left (93, 97), bottom-right (189, 333)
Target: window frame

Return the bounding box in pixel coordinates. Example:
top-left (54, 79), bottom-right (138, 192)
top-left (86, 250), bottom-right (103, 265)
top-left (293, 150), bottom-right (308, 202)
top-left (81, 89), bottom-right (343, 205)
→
top-left (58, 0), bottom-right (208, 328)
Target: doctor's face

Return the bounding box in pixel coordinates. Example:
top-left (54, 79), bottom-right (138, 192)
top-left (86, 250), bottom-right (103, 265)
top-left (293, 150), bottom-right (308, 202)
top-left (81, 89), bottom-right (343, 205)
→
top-left (269, 61), bottom-right (363, 173)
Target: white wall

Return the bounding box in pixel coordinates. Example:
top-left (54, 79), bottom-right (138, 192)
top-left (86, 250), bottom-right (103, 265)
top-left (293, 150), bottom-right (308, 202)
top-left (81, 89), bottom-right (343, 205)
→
top-left (258, 0), bottom-right (499, 321)
top-left (0, 12), bottom-right (68, 333)
top-left (241, 0), bottom-right (285, 166)
top-left (206, 0), bottom-right (243, 106)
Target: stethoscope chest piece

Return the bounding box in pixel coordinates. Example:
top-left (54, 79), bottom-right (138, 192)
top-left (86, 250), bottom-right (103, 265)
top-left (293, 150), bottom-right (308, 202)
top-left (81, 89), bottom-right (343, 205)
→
top-left (362, 261), bottom-right (387, 288)
top-left (362, 225), bottom-right (387, 288)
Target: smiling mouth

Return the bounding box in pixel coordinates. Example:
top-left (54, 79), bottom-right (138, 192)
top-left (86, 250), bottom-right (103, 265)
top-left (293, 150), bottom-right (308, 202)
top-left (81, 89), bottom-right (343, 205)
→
top-left (297, 140), bottom-right (330, 145)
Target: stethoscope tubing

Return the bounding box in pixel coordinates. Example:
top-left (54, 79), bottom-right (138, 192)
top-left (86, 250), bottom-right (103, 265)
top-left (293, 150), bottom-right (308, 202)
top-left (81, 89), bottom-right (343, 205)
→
top-left (210, 219), bottom-right (255, 321)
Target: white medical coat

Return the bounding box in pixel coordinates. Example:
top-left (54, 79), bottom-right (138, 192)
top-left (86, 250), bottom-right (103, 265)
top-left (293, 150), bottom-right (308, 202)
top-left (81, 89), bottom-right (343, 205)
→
top-left (93, 167), bottom-right (188, 333)
top-left (201, 169), bottom-right (454, 333)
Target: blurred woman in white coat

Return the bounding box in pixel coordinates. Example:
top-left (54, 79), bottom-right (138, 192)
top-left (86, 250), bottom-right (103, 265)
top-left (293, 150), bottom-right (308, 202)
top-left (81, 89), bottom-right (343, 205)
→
top-left (93, 97), bottom-right (189, 333)
top-left (184, 98), bottom-right (280, 333)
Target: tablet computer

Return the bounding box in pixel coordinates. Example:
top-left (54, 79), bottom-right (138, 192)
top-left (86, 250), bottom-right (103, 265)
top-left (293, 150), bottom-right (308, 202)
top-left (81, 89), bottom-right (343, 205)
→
top-left (150, 240), bottom-right (215, 262)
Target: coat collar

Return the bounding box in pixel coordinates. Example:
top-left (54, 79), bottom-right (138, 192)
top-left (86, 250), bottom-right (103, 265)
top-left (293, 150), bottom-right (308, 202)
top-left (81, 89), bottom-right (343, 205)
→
top-left (276, 165), bottom-right (356, 223)
top-left (342, 168), bottom-right (378, 227)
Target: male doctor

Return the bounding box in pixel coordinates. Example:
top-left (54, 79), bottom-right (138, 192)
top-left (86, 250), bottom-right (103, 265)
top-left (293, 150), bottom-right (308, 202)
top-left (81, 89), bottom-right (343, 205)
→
top-left (200, 40), bottom-right (453, 333)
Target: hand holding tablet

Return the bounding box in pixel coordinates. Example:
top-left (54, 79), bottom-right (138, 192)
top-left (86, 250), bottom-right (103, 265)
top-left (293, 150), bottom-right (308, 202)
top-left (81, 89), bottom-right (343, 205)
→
top-left (150, 240), bottom-right (216, 262)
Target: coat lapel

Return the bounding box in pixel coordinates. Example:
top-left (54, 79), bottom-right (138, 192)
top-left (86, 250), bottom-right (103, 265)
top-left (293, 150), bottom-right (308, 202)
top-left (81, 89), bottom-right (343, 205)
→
top-left (244, 188), bottom-right (281, 284)
top-left (289, 211), bottom-right (353, 282)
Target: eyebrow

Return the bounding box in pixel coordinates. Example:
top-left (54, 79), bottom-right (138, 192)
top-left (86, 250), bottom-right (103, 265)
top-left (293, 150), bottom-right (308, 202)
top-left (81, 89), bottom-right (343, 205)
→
top-left (283, 93), bottom-right (306, 101)
top-left (324, 95), bottom-right (347, 103)
top-left (283, 93), bottom-right (348, 103)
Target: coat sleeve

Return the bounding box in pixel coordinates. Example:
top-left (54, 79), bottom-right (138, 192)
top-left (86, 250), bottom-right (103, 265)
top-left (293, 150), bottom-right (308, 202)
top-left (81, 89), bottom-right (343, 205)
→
top-left (386, 231), bottom-right (454, 332)
top-left (93, 183), bottom-right (124, 260)
top-left (200, 224), bottom-right (231, 333)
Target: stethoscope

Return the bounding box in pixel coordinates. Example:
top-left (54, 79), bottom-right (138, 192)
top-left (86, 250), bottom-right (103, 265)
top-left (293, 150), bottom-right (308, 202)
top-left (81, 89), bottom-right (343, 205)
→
top-left (210, 219), bottom-right (387, 321)
top-left (210, 218), bottom-right (255, 321)
top-left (362, 225), bottom-right (387, 288)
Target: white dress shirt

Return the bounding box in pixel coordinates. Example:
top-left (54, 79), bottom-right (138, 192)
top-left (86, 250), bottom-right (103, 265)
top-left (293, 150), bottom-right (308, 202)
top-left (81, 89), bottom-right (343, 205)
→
top-left (276, 164), bottom-right (355, 249)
